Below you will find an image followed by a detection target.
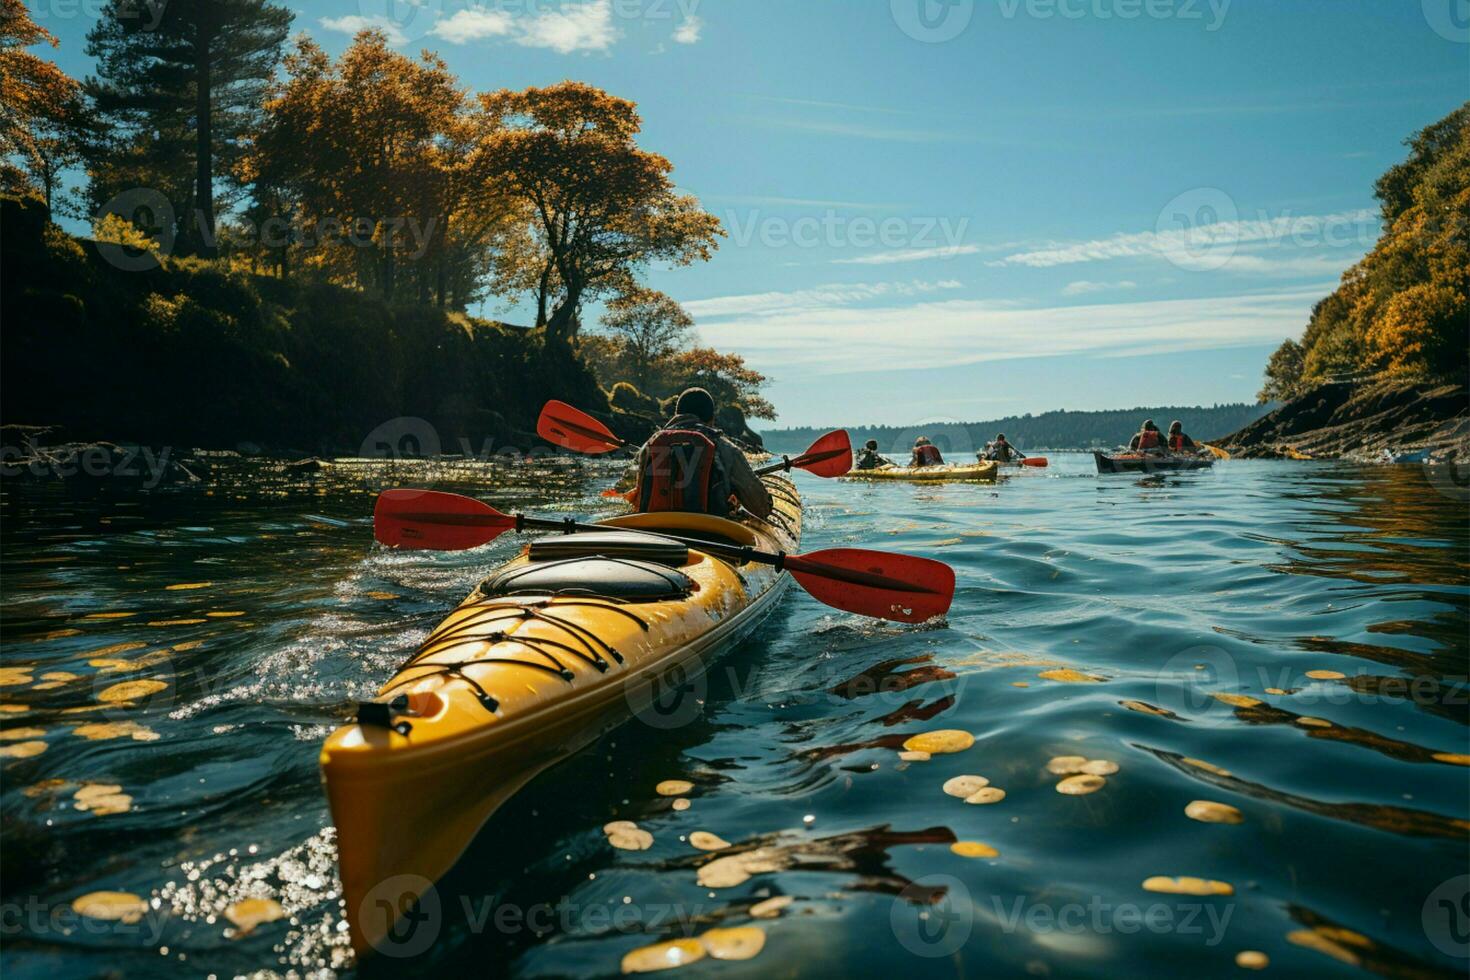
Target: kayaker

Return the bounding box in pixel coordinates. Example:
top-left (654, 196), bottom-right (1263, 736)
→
top-left (635, 387), bottom-right (773, 519)
top-left (911, 436), bottom-right (944, 467)
top-left (855, 439), bottom-right (890, 470)
top-left (1128, 419), bottom-right (1165, 454)
top-left (1167, 420), bottom-right (1198, 453)
top-left (982, 433), bottom-right (1025, 463)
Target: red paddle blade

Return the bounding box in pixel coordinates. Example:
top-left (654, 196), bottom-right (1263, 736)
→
top-left (1021, 457), bottom-right (1048, 468)
top-left (374, 489), bottom-right (515, 551)
top-left (793, 429), bottom-right (853, 477)
top-left (537, 401), bottom-right (625, 455)
top-left (784, 548), bottom-right (955, 624)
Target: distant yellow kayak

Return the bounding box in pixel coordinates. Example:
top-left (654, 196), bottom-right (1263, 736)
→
top-left (842, 461), bottom-right (999, 482)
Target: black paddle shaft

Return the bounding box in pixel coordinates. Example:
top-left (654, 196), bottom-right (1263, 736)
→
top-left (516, 515), bottom-right (783, 570)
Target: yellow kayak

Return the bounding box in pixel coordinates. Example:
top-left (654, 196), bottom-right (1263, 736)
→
top-left (321, 476), bottom-right (801, 956)
top-left (842, 460), bottom-right (999, 482)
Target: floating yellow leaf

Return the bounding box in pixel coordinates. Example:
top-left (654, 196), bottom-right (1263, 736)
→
top-left (699, 925), bottom-right (766, 961)
top-left (622, 937), bottom-right (705, 973)
top-left (697, 848), bottom-right (786, 889)
top-left (0, 740), bottom-right (47, 758)
top-left (72, 891), bottom-right (148, 923)
top-left (82, 612), bottom-right (135, 620)
top-left (749, 896), bottom-right (793, 919)
top-left (1286, 929), bottom-right (1360, 965)
top-left (147, 619), bottom-right (207, 627)
top-left (40, 627), bottom-right (83, 638)
top-left (1142, 876), bottom-right (1233, 896)
top-left (1264, 688), bottom-right (1288, 695)
top-left (656, 779), bottom-right (693, 797)
top-left (1011, 681), bottom-right (1030, 688)
top-left (74, 783), bottom-right (121, 802)
top-left (206, 611), bottom-right (245, 618)
top-left (172, 641), bottom-right (203, 651)
top-left (1038, 669), bottom-right (1105, 683)
top-left (671, 798), bottom-right (690, 811)
top-left (1212, 693), bottom-right (1262, 708)
top-left (603, 820), bottom-right (638, 835)
top-left (97, 680), bottom-right (168, 703)
top-left (1081, 760), bottom-right (1119, 776)
top-left (941, 775), bottom-right (989, 798)
top-left (1181, 757), bottom-right (1232, 777)
top-left (950, 841), bottom-right (998, 858)
top-left (1296, 717), bottom-right (1332, 728)
top-left (1305, 669), bottom-right (1345, 680)
top-left (0, 727), bottom-right (46, 740)
top-left (82, 642), bottom-right (147, 659)
top-left (1056, 775), bottom-right (1106, 796)
top-left (689, 831), bottom-right (730, 851)
top-left (225, 897), bottom-right (285, 935)
top-left (41, 672), bottom-right (78, 683)
top-left (897, 750), bottom-right (930, 762)
top-left (166, 582), bottom-right (213, 591)
top-left (1046, 755), bottom-right (1087, 775)
top-left (73, 721), bottom-right (160, 742)
top-left (0, 704), bottom-right (28, 713)
top-left (608, 828), bottom-right (654, 851)
top-left (0, 668), bottom-right (34, 687)
top-left (1432, 752), bottom-right (1470, 766)
top-left (1235, 950), bottom-right (1269, 970)
top-left (23, 777), bottom-right (72, 797)
top-left (902, 730), bottom-right (974, 754)
top-left (965, 787), bottom-right (1006, 804)
top-left (1184, 800), bottom-right (1243, 824)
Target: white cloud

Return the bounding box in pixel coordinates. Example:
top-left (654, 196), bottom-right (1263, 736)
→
top-left (832, 245), bottom-right (981, 266)
top-left (685, 280), bottom-right (964, 319)
top-left (1062, 280), bottom-right (1137, 296)
top-left (318, 15), bottom-right (408, 46)
top-left (693, 287), bottom-right (1328, 376)
top-left (672, 15), bottom-right (702, 44)
top-left (992, 209), bottom-right (1377, 270)
top-left (429, 10), bottom-right (514, 44)
top-left (516, 0), bottom-right (618, 53)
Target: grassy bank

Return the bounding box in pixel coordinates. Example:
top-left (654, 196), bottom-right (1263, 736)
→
top-left (0, 197), bottom-right (619, 456)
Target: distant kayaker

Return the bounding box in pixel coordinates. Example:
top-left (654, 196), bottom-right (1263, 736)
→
top-left (982, 433), bottom-right (1025, 463)
top-left (1167, 420), bottom-right (1198, 453)
top-left (635, 387), bottom-right (773, 519)
top-left (1128, 419), bottom-right (1165, 454)
top-left (911, 436), bottom-right (944, 467)
top-left (855, 439), bottom-right (890, 470)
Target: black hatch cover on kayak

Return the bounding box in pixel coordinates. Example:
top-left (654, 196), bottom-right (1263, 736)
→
top-left (481, 557), bottom-right (694, 602)
top-left (528, 530), bottom-right (688, 567)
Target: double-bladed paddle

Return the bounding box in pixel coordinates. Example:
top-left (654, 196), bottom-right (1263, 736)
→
top-left (374, 489), bottom-right (954, 624)
top-left (536, 401), bottom-right (853, 478)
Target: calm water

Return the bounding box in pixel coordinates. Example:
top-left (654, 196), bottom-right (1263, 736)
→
top-left (2, 454), bottom-right (1467, 978)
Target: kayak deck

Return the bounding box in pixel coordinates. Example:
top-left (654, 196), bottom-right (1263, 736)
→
top-left (843, 460), bottom-right (999, 482)
top-left (1093, 451), bottom-right (1215, 473)
top-left (322, 475), bottom-right (801, 956)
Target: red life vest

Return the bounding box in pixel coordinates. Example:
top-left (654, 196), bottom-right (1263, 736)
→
top-left (1137, 429), bottom-right (1161, 450)
top-left (1169, 433), bottom-right (1185, 451)
top-left (636, 428), bottom-right (729, 516)
top-left (914, 444), bottom-right (943, 466)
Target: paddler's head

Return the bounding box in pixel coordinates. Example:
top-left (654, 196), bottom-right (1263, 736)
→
top-left (1169, 420), bottom-right (1183, 434)
top-left (996, 433), bottom-right (1007, 442)
top-left (675, 387), bottom-right (716, 424)
top-left (864, 439), bottom-right (878, 451)
top-left (1142, 419), bottom-right (1158, 431)
top-left (914, 436), bottom-right (931, 447)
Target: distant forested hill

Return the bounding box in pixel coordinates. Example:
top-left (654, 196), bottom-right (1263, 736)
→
top-left (757, 403), bottom-right (1275, 455)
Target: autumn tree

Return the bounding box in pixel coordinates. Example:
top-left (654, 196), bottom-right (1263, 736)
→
top-left (0, 0), bottom-right (90, 215)
top-left (666, 347), bottom-right (775, 422)
top-left (1258, 339), bottom-right (1305, 403)
top-left (85, 0), bottom-right (292, 256)
top-left (599, 287), bottom-right (694, 390)
top-left (473, 82), bottom-right (723, 343)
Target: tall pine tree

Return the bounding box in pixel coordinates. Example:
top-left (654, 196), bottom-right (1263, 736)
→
top-left (84, 0), bottom-right (291, 257)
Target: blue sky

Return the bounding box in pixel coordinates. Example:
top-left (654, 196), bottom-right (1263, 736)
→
top-left (31, 0), bottom-right (1468, 427)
